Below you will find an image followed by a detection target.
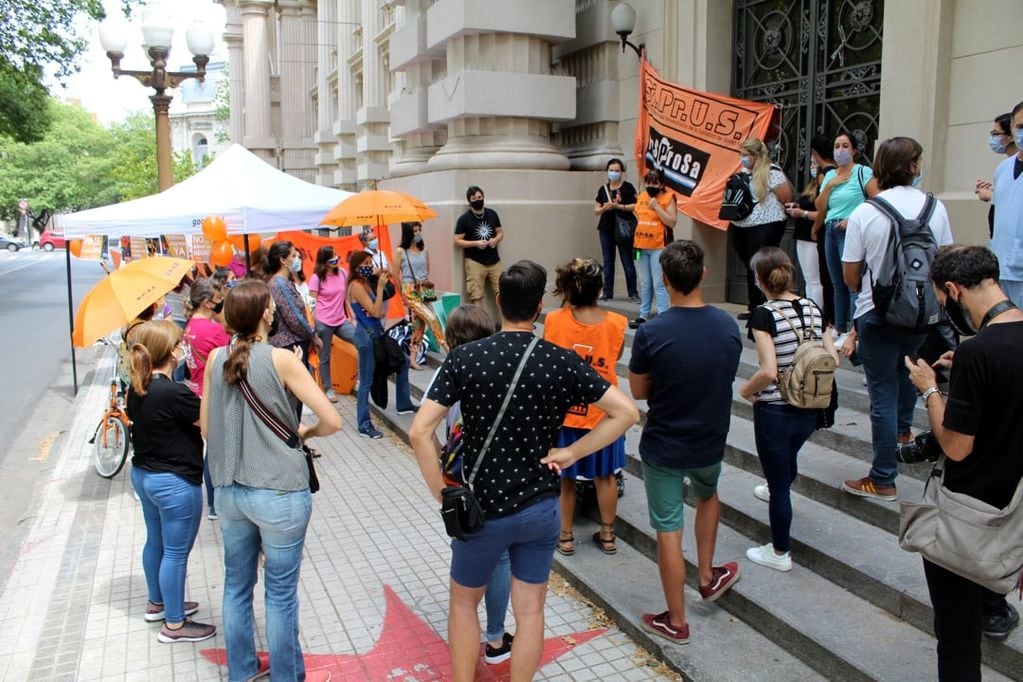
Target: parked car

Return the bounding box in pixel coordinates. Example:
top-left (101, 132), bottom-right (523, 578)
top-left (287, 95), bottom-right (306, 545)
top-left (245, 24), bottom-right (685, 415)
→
top-left (0, 234), bottom-right (23, 252)
top-left (38, 230), bottom-right (66, 251)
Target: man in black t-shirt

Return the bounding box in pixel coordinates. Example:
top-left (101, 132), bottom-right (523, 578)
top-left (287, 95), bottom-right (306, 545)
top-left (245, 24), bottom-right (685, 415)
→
top-left (454, 185), bottom-right (504, 309)
top-left (905, 245), bottom-right (1023, 678)
top-left (409, 261), bottom-right (638, 682)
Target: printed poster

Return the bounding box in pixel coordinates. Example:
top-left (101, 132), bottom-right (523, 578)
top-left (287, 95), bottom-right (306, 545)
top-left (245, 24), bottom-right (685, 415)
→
top-left (162, 234), bottom-right (188, 259)
top-left (79, 235), bottom-right (107, 261)
top-left (189, 234), bottom-right (212, 263)
top-left (130, 237), bottom-right (147, 261)
top-left (634, 60), bottom-right (777, 230)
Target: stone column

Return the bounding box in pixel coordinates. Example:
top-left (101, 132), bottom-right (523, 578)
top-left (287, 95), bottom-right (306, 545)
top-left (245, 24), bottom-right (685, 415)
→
top-left (222, 1), bottom-right (245, 145)
top-left (334, 0), bottom-right (359, 190)
top-left (274, 0), bottom-right (314, 180)
top-left (357, 0), bottom-right (392, 187)
top-left (424, 0), bottom-right (577, 171)
top-left (314, 0), bottom-right (338, 185)
top-left (239, 0), bottom-right (275, 161)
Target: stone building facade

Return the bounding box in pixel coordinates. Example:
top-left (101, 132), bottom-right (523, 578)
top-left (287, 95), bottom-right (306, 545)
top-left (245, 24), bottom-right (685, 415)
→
top-left (169, 60), bottom-right (231, 169)
top-left (218, 0), bottom-right (1023, 303)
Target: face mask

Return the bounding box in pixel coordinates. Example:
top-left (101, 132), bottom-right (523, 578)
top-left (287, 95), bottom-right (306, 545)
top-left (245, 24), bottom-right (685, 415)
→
top-left (289, 257), bottom-right (302, 273)
top-left (989, 135), bottom-right (1009, 154)
top-left (211, 300), bottom-right (224, 314)
top-left (911, 171), bottom-right (923, 188)
top-left (357, 265), bottom-right (374, 279)
top-left (809, 166), bottom-right (818, 178)
top-left (268, 310), bottom-right (280, 337)
top-left (607, 170), bottom-right (622, 182)
top-left (367, 239), bottom-right (379, 251)
top-left (740, 155), bottom-right (752, 169)
top-left (834, 148), bottom-right (853, 166)
top-left (469, 199), bottom-right (485, 211)
top-left (647, 186), bottom-right (662, 197)
top-left (327, 257), bottom-right (339, 267)
top-left (1014, 128), bottom-right (1023, 151)
top-left (942, 289), bottom-right (975, 337)
top-left (414, 234), bottom-right (423, 245)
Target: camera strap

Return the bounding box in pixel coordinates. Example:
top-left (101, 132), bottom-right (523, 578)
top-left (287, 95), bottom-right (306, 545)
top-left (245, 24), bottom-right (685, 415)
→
top-left (979, 299), bottom-right (1018, 330)
top-left (464, 335), bottom-right (540, 491)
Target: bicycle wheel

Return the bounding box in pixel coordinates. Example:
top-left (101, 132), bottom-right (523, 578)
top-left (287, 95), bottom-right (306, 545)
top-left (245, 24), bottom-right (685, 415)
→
top-left (94, 416), bottom-right (130, 478)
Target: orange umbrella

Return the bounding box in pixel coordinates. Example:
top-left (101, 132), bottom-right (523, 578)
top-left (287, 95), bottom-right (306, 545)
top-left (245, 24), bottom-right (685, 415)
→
top-left (72, 256), bottom-right (193, 347)
top-left (320, 189), bottom-right (437, 227)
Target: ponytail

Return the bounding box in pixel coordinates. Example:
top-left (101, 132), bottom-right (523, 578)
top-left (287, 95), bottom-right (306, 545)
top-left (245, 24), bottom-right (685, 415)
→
top-left (129, 343), bottom-right (154, 396)
top-left (222, 334), bottom-right (255, 385)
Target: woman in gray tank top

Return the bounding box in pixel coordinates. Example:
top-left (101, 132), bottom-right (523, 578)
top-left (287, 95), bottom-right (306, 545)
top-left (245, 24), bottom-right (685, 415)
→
top-left (391, 221), bottom-right (447, 369)
top-left (201, 280), bottom-right (341, 682)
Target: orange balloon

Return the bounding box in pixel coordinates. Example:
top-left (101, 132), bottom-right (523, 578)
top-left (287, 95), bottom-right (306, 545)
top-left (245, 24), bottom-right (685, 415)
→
top-left (246, 234), bottom-right (261, 251)
top-left (209, 240), bottom-right (234, 267)
top-left (69, 239), bottom-right (83, 258)
top-left (229, 233), bottom-right (261, 251)
top-left (202, 215), bottom-right (227, 243)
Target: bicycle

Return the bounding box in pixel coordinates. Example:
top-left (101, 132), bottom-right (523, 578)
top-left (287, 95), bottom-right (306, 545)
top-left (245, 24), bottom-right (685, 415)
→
top-left (89, 338), bottom-right (132, 478)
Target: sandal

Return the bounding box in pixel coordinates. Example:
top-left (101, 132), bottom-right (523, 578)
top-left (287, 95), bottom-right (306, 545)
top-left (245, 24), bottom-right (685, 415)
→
top-left (593, 527), bottom-right (617, 555)
top-left (556, 532), bottom-right (575, 556)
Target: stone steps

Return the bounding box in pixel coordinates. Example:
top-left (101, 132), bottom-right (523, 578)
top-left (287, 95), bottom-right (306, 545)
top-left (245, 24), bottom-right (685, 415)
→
top-left (367, 307), bottom-right (1023, 679)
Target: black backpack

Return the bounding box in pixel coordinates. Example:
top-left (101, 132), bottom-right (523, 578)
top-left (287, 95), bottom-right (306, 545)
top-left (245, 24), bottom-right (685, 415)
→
top-left (719, 172), bottom-right (756, 221)
top-left (866, 194), bottom-right (941, 333)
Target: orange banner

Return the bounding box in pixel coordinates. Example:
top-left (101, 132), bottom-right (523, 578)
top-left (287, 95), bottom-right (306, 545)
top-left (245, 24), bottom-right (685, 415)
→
top-left (635, 61), bottom-right (777, 230)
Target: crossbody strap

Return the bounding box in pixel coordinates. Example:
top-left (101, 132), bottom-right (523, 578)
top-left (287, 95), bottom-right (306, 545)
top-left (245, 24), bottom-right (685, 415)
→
top-left (765, 300), bottom-right (815, 343)
top-left (465, 335), bottom-right (540, 489)
top-left (238, 376), bottom-right (300, 448)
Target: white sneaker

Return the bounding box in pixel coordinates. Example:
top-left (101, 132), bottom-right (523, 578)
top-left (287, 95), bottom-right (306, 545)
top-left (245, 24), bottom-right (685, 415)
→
top-left (325, 389), bottom-right (339, 403)
top-left (746, 543), bottom-right (792, 572)
top-left (753, 485), bottom-right (771, 503)
top-left (828, 327), bottom-right (839, 340)
top-left (835, 332), bottom-right (849, 350)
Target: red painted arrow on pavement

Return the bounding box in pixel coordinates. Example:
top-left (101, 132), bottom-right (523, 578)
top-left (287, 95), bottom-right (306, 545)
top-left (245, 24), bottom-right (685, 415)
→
top-left (201, 584), bottom-right (606, 680)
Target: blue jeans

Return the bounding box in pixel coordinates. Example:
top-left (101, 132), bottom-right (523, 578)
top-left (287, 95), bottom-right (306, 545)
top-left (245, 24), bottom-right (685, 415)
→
top-left (130, 468), bottom-right (202, 623)
top-left (636, 248), bottom-right (669, 319)
top-left (314, 319), bottom-right (356, 389)
top-left (484, 551), bottom-right (511, 642)
top-left (824, 220), bottom-right (858, 332)
top-left (217, 484), bottom-right (313, 682)
top-left (753, 402), bottom-right (818, 552)
top-left (353, 324), bottom-right (412, 431)
top-left (855, 309), bottom-right (925, 486)
top-left (598, 229), bottom-right (638, 298)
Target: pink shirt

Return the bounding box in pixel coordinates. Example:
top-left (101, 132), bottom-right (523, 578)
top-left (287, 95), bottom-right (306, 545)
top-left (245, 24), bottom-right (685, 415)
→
top-left (309, 270), bottom-right (348, 326)
top-left (184, 317), bottom-right (231, 397)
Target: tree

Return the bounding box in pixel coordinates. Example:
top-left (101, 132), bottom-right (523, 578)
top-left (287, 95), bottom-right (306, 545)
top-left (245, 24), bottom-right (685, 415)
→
top-left (108, 111), bottom-right (196, 201)
top-left (0, 99), bottom-right (118, 221)
top-left (0, 0), bottom-right (142, 143)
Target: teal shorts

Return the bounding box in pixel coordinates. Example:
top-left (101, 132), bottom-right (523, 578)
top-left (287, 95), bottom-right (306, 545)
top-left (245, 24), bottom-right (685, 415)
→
top-left (642, 460), bottom-right (722, 532)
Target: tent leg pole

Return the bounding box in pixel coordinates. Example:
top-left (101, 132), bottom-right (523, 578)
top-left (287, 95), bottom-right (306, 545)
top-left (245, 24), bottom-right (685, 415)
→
top-left (65, 246), bottom-right (78, 396)
top-left (243, 234), bottom-right (251, 277)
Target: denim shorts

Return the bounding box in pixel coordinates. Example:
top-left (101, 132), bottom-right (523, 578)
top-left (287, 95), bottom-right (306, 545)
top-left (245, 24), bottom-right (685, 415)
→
top-left (450, 495), bottom-right (560, 588)
top-left (642, 460), bottom-right (722, 532)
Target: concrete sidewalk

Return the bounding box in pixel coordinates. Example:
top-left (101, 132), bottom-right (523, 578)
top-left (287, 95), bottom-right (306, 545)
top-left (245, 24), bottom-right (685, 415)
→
top-left (0, 350), bottom-right (675, 681)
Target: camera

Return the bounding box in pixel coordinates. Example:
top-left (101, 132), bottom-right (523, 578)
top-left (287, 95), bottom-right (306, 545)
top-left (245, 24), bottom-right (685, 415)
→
top-left (896, 431), bottom-right (942, 464)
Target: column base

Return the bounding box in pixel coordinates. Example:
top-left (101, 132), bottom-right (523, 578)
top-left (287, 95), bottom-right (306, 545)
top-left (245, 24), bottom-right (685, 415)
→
top-left (426, 135), bottom-right (571, 171)
top-left (390, 147), bottom-right (440, 177)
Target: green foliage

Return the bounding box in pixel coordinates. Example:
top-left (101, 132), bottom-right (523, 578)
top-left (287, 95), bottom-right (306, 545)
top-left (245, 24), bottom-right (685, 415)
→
top-left (107, 111), bottom-right (197, 200)
top-left (213, 67), bottom-right (230, 144)
top-left (0, 99), bottom-right (117, 220)
top-left (0, 0), bottom-right (145, 142)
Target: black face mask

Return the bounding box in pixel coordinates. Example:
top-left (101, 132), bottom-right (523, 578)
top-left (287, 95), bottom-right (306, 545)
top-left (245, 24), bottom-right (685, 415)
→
top-left (268, 311), bottom-right (280, 338)
top-left (942, 291), bottom-right (975, 336)
top-left (469, 199), bottom-right (485, 211)
top-left (212, 300), bottom-right (224, 314)
top-left (647, 186), bottom-right (662, 196)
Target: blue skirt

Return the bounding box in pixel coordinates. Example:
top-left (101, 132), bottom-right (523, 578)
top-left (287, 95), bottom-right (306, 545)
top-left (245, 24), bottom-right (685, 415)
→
top-left (556, 426), bottom-right (626, 481)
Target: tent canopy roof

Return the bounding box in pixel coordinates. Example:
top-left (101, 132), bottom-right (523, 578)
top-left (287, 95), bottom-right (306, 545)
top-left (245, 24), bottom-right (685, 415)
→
top-left (59, 144), bottom-right (352, 238)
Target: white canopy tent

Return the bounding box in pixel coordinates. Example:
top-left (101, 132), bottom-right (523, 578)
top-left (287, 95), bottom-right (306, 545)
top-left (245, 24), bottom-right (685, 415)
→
top-left (59, 144), bottom-right (353, 238)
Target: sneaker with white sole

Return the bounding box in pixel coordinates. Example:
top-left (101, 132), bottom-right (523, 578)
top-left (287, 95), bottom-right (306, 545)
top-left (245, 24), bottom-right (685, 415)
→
top-left (753, 485), bottom-right (770, 503)
top-left (640, 611), bottom-right (690, 644)
top-left (325, 389), bottom-right (339, 403)
top-left (484, 632), bottom-right (514, 664)
top-left (698, 562), bottom-right (741, 602)
top-left (157, 618), bottom-right (216, 643)
top-left (145, 600), bottom-right (199, 622)
top-left (746, 543), bottom-right (793, 572)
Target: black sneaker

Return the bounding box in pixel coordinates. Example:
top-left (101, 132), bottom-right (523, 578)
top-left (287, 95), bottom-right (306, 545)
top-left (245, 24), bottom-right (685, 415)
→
top-left (157, 618), bottom-right (216, 643)
top-left (484, 632), bottom-right (514, 665)
top-left (983, 603), bottom-right (1019, 641)
top-left (629, 317), bottom-right (646, 330)
top-left (396, 405), bottom-right (419, 416)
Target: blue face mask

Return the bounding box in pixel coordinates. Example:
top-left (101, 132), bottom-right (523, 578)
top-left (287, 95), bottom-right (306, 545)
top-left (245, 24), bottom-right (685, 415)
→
top-left (607, 170), bottom-right (622, 182)
top-left (989, 134), bottom-right (1009, 154)
top-left (289, 256), bottom-right (302, 272)
top-left (1014, 128), bottom-right (1023, 151)
top-left (834, 148), bottom-right (853, 166)
top-left (357, 265), bottom-right (374, 278)
top-left (740, 155), bottom-right (752, 169)
top-left (911, 172), bottom-right (923, 188)
top-left (368, 238), bottom-right (379, 251)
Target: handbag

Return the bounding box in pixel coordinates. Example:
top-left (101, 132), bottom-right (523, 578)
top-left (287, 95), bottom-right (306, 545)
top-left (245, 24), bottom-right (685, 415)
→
top-left (440, 336), bottom-right (540, 540)
top-left (237, 378), bottom-right (320, 494)
top-left (606, 185), bottom-right (636, 246)
top-left (899, 456), bottom-right (1023, 594)
top-left (404, 252), bottom-right (438, 303)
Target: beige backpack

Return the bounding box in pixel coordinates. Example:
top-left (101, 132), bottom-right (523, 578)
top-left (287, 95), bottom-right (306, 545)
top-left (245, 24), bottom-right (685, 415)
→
top-left (767, 301), bottom-right (835, 410)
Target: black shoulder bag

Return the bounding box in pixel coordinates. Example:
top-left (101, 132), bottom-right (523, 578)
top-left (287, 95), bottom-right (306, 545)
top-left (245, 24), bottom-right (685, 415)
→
top-left (237, 377), bottom-right (320, 493)
top-left (440, 336), bottom-right (539, 540)
top-left (606, 185), bottom-right (637, 246)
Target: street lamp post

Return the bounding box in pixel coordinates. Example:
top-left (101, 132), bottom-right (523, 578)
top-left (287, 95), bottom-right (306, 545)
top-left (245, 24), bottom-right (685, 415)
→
top-left (98, 10), bottom-right (214, 191)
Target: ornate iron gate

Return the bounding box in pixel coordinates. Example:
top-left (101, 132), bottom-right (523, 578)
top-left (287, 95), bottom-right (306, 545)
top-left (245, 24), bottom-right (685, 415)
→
top-left (726, 0), bottom-right (884, 305)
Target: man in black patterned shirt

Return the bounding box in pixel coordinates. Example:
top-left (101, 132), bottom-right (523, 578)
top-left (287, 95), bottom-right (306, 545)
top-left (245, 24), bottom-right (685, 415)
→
top-left (410, 261), bottom-right (637, 681)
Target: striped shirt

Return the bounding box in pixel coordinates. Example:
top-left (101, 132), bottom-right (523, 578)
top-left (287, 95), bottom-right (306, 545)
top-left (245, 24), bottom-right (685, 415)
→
top-left (747, 297), bottom-right (824, 404)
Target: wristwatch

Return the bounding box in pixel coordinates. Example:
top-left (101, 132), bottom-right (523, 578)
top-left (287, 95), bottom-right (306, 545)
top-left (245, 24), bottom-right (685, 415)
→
top-left (921, 386), bottom-right (941, 402)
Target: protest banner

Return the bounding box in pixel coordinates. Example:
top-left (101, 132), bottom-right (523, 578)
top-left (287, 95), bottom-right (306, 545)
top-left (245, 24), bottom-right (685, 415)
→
top-left (190, 234), bottom-right (212, 264)
top-left (634, 60), bottom-right (777, 230)
top-left (163, 234), bottom-right (188, 259)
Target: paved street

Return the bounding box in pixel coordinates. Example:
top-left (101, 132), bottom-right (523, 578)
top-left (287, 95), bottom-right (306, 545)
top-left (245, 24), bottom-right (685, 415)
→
top-left (0, 250), bottom-right (106, 553)
top-left (0, 346), bottom-right (676, 681)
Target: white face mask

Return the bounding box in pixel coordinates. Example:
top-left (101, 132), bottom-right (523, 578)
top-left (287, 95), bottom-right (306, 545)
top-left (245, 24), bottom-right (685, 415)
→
top-left (1014, 128), bottom-right (1023, 151)
top-left (290, 256), bottom-right (302, 273)
top-left (809, 165), bottom-right (818, 178)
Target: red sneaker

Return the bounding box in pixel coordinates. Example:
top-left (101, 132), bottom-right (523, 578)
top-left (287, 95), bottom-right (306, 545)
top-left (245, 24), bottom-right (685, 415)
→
top-left (641, 611), bottom-right (690, 644)
top-left (699, 561), bottom-right (741, 602)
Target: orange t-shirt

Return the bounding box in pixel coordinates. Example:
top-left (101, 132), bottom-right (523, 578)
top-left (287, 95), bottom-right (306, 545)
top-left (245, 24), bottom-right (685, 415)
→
top-left (632, 190), bottom-right (676, 250)
top-left (543, 307), bottom-right (626, 430)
